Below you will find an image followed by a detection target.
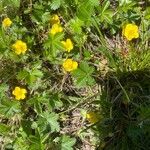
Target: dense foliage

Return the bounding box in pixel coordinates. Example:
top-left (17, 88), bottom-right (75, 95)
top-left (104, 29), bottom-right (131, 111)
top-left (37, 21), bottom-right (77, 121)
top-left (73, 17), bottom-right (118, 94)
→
top-left (0, 0), bottom-right (150, 149)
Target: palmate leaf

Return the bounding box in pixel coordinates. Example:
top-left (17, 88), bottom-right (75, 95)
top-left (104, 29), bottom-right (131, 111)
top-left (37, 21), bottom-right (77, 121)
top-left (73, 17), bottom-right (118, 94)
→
top-left (38, 112), bottom-right (60, 133)
top-left (0, 99), bottom-right (20, 118)
top-left (98, 1), bottom-right (113, 24)
top-left (67, 17), bottom-right (84, 34)
top-left (28, 130), bottom-right (45, 150)
top-left (13, 136), bottom-right (29, 150)
top-left (0, 84), bottom-right (9, 98)
top-left (77, 0), bottom-right (99, 23)
top-left (89, 0), bottom-right (99, 6)
top-left (0, 123), bottom-right (11, 135)
top-left (44, 33), bottom-right (64, 59)
top-left (72, 62), bottom-right (95, 87)
top-left (77, 1), bottom-right (94, 22)
top-left (0, 30), bottom-right (7, 53)
top-left (60, 135), bottom-right (76, 150)
top-left (2, 0), bottom-right (20, 8)
top-left (119, 0), bottom-right (132, 6)
top-left (51, 0), bottom-right (61, 10)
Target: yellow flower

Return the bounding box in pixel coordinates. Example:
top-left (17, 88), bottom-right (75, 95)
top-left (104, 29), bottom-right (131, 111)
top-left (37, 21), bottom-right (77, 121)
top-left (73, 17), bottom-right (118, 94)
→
top-left (12, 87), bottom-right (27, 100)
top-left (63, 59), bottom-right (78, 72)
top-left (50, 14), bottom-right (60, 25)
top-left (12, 40), bottom-right (27, 55)
top-left (86, 111), bottom-right (99, 124)
top-left (2, 17), bottom-right (12, 28)
top-left (50, 24), bottom-right (63, 35)
top-left (122, 23), bottom-right (139, 41)
top-left (61, 39), bottom-right (74, 52)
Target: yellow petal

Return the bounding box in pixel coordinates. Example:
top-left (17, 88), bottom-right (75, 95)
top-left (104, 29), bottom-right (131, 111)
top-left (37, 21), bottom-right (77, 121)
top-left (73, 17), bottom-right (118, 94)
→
top-left (2, 17), bottom-right (12, 28)
top-left (21, 88), bottom-right (27, 94)
top-left (61, 39), bottom-right (73, 52)
top-left (15, 49), bottom-right (22, 55)
top-left (122, 23), bottom-right (139, 41)
top-left (63, 59), bottom-right (78, 72)
top-left (50, 24), bottom-right (63, 35)
top-left (12, 40), bottom-right (27, 55)
top-left (50, 14), bottom-right (60, 25)
top-left (20, 94), bottom-right (26, 100)
top-left (86, 112), bottom-right (99, 123)
top-left (15, 95), bottom-right (21, 100)
top-left (72, 61), bottom-right (78, 70)
top-left (14, 87), bottom-right (21, 92)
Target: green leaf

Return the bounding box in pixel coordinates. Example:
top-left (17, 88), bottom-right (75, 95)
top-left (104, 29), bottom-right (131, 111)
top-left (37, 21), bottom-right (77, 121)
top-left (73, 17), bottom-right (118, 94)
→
top-left (118, 0), bottom-right (136, 12)
top-left (44, 33), bottom-right (64, 59)
top-left (77, 1), bottom-right (94, 23)
top-left (100, 10), bottom-right (113, 24)
top-left (0, 123), bottom-right (11, 135)
top-left (28, 129), bottom-right (45, 150)
top-left (17, 67), bottom-right (43, 86)
top-left (77, 0), bottom-right (110, 25)
top-left (48, 93), bottom-right (63, 109)
top-left (42, 12), bottom-right (51, 23)
top-left (0, 30), bottom-right (7, 53)
top-left (89, 0), bottom-right (99, 6)
top-left (3, 0), bottom-right (20, 8)
top-left (0, 84), bottom-right (9, 98)
top-left (99, 1), bottom-right (113, 24)
top-left (39, 112), bottom-right (60, 133)
top-left (0, 99), bottom-right (20, 118)
top-left (51, 0), bottom-right (61, 10)
top-left (67, 17), bottom-right (84, 34)
top-left (31, 69), bottom-right (43, 77)
top-left (13, 136), bottom-right (29, 150)
top-left (145, 7), bottom-right (150, 19)
top-left (119, 0), bottom-right (132, 6)
top-left (72, 62), bottom-right (95, 87)
top-left (60, 135), bottom-right (76, 150)
top-left (17, 70), bottom-right (29, 80)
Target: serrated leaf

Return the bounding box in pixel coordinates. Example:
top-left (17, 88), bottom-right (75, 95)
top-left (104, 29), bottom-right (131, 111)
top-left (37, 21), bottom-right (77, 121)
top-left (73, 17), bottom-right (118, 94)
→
top-left (60, 135), bottom-right (76, 150)
top-left (3, 0), bottom-right (20, 8)
top-left (98, 1), bottom-right (113, 24)
top-left (17, 70), bottom-right (29, 80)
top-left (44, 33), bottom-right (64, 59)
top-left (89, 0), bottom-right (99, 6)
top-left (77, 1), bottom-right (94, 22)
top-left (13, 136), bottom-right (29, 150)
top-left (39, 112), bottom-right (60, 133)
top-left (101, 1), bottom-right (110, 13)
top-left (72, 62), bottom-right (95, 87)
top-left (119, 0), bottom-right (132, 6)
top-left (51, 0), bottom-right (61, 10)
top-left (31, 69), bottom-right (43, 77)
top-left (0, 99), bottom-right (20, 118)
top-left (0, 84), bottom-right (9, 98)
top-left (100, 10), bottom-right (113, 24)
top-left (28, 130), bottom-right (45, 150)
top-left (0, 123), bottom-right (11, 135)
top-left (68, 17), bottom-right (84, 34)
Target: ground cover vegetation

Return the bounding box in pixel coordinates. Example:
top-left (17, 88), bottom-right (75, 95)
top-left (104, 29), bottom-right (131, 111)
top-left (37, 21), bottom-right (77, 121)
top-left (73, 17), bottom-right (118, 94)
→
top-left (0, 0), bottom-right (150, 149)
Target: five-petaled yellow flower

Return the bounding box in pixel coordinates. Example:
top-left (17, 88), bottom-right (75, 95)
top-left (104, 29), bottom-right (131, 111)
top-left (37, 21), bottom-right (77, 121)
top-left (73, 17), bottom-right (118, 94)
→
top-left (122, 23), bottom-right (139, 41)
top-left (50, 24), bottom-right (63, 35)
top-left (61, 39), bottom-right (74, 52)
top-left (12, 87), bottom-right (27, 100)
top-left (2, 17), bottom-right (12, 28)
top-left (86, 111), bottom-right (99, 124)
top-left (63, 59), bottom-right (78, 72)
top-left (50, 14), bottom-right (60, 25)
top-left (12, 40), bottom-right (27, 55)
